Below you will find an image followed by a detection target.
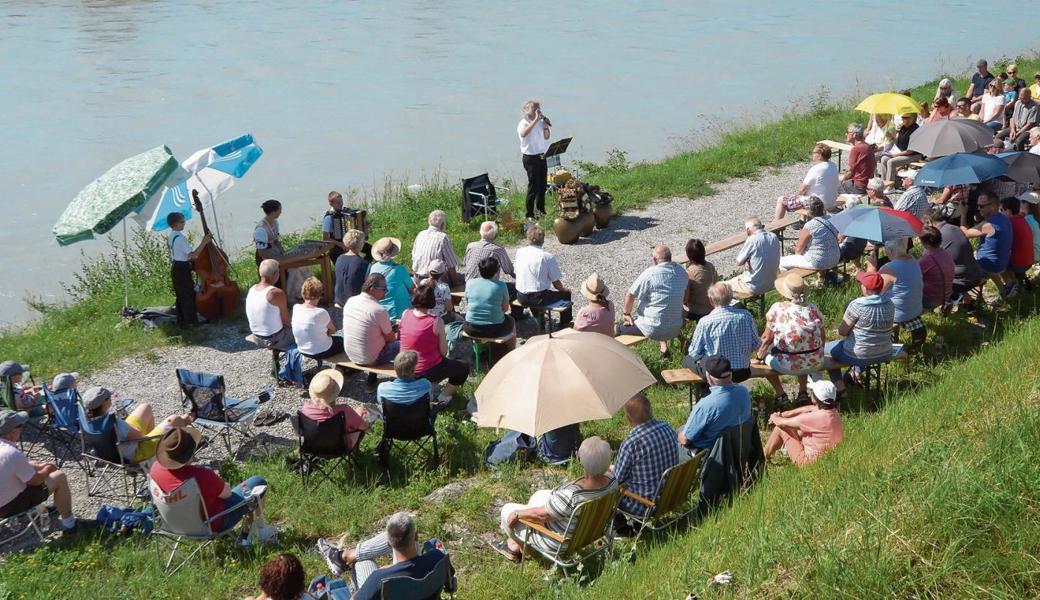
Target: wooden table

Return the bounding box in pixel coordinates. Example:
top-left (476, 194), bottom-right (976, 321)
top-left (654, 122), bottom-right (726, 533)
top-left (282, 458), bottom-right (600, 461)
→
top-left (277, 240), bottom-right (335, 304)
top-left (819, 139), bottom-right (852, 171)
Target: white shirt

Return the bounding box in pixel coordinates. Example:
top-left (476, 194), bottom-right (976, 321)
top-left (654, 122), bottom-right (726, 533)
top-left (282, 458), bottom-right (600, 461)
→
top-left (802, 161), bottom-right (839, 209)
top-left (343, 292), bottom-right (393, 365)
top-left (980, 93), bottom-right (1005, 122)
top-left (0, 438), bottom-right (35, 507)
top-left (291, 304), bottom-right (334, 355)
top-left (1030, 145), bottom-right (1040, 156)
top-left (246, 285), bottom-right (283, 337)
top-left (515, 245), bottom-right (562, 293)
top-left (254, 219), bottom-right (278, 250)
top-left (169, 230), bottom-right (191, 262)
top-left (518, 118), bottom-right (550, 156)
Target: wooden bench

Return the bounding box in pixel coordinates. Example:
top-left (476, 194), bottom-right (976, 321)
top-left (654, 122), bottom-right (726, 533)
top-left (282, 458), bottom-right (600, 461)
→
top-left (662, 345), bottom-right (906, 408)
top-left (819, 139), bottom-right (852, 171)
top-left (512, 299), bottom-right (571, 333)
top-left (732, 289), bottom-right (766, 319)
top-left (245, 334), bottom-right (283, 379)
top-left (555, 328), bottom-right (647, 347)
top-left (326, 353), bottom-right (397, 378)
top-left (461, 330), bottom-right (516, 372)
top-left (703, 215), bottom-right (802, 259)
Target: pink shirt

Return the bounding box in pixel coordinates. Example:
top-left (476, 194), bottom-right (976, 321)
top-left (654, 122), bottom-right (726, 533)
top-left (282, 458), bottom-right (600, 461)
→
top-left (0, 438), bottom-right (36, 507)
top-left (574, 301), bottom-right (616, 336)
top-left (301, 403), bottom-right (366, 450)
top-left (791, 408), bottom-right (844, 461)
top-left (919, 249), bottom-right (955, 307)
top-left (399, 310), bottom-right (443, 374)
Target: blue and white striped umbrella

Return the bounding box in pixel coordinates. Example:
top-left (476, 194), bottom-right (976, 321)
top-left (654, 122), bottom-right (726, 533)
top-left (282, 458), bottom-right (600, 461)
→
top-left (136, 133), bottom-right (263, 231)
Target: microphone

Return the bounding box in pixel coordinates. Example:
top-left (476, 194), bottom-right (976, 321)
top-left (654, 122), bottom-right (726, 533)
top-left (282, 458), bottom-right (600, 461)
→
top-left (542, 115), bottom-right (552, 127)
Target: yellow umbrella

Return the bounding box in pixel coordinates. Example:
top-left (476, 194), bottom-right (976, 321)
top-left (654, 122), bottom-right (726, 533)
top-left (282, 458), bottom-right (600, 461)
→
top-left (473, 331), bottom-right (656, 437)
top-left (855, 92), bottom-right (919, 116)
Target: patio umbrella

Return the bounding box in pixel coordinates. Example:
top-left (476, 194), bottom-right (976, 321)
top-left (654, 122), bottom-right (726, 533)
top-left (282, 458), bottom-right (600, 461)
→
top-left (908, 119), bottom-right (995, 157)
top-left (915, 152), bottom-right (1009, 187)
top-left (855, 93), bottom-right (919, 116)
top-left (473, 331), bottom-right (655, 437)
top-left (827, 205), bottom-right (923, 243)
top-left (52, 145), bottom-right (181, 308)
top-left (996, 151), bottom-right (1040, 185)
top-left (135, 134), bottom-right (263, 242)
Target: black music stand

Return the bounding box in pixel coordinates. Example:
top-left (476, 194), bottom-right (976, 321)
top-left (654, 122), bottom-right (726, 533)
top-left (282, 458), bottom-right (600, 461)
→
top-left (544, 137), bottom-right (572, 172)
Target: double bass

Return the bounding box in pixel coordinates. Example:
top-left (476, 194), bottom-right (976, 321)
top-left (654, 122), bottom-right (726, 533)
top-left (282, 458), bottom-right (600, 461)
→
top-left (191, 189), bottom-right (240, 320)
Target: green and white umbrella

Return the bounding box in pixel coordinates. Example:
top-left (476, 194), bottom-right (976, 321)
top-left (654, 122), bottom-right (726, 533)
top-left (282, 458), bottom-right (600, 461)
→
top-left (52, 145), bottom-right (182, 308)
top-left (52, 145), bottom-right (180, 245)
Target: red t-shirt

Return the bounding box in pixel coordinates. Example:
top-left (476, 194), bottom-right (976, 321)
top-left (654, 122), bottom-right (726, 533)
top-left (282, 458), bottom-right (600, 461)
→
top-left (399, 310), bottom-right (443, 373)
top-left (1009, 214), bottom-right (1034, 269)
top-left (848, 141), bottom-right (876, 189)
top-left (149, 462), bottom-right (229, 529)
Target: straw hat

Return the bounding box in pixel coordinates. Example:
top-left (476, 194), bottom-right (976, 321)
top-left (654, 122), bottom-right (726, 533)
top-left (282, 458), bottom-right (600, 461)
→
top-left (308, 368), bottom-right (345, 406)
top-left (155, 426), bottom-right (202, 470)
top-left (580, 272), bottom-right (609, 302)
top-left (774, 273), bottom-right (806, 301)
top-left (372, 237), bottom-right (402, 261)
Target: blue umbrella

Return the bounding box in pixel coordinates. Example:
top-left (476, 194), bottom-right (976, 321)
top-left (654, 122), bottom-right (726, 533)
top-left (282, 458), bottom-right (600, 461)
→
top-left (827, 206), bottom-right (923, 244)
top-left (915, 152), bottom-right (1009, 187)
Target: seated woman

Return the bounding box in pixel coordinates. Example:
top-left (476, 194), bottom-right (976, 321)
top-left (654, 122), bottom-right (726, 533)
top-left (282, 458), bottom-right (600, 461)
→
top-left (868, 238), bottom-right (925, 347)
top-left (980, 80), bottom-right (1006, 129)
top-left (368, 237), bottom-right (414, 321)
top-left (463, 257), bottom-right (515, 340)
top-left (245, 553), bottom-right (306, 600)
top-left (150, 426), bottom-right (269, 534)
top-left (926, 97), bottom-right (955, 122)
top-left (684, 239), bottom-right (717, 321)
top-left (0, 361), bottom-right (42, 416)
top-left (301, 369), bottom-right (370, 451)
top-left (824, 271), bottom-right (894, 398)
top-left (918, 226), bottom-right (955, 310)
top-left (82, 386), bottom-right (192, 464)
top-left (376, 350), bottom-right (434, 407)
top-left (400, 283), bottom-right (471, 407)
top-left (778, 196), bottom-right (841, 274)
top-left (764, 380), bottom-right (844, 466)
top-left (752, 274), bottom-right (825, 407)
top-left (573, 272), bottom-right (616, 336)
top-left (491, 436), bottom-right (616, 563)
top-left (291, 277), bottom-right (343, 360)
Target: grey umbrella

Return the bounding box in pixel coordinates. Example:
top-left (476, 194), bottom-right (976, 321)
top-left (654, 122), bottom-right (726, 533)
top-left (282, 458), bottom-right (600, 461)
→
top-left (907, 119), bottom-right (995, 157)
top-left (997, 151), bottom-right (1040, 185)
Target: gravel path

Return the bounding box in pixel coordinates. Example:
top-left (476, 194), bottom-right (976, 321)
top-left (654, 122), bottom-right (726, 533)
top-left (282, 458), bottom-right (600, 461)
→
top-left (3, 162), bottom-right (809, 548)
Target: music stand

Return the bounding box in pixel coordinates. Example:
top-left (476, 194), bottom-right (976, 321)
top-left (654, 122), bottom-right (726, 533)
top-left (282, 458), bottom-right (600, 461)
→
top-left (544, 137), bottom-right (572, 172)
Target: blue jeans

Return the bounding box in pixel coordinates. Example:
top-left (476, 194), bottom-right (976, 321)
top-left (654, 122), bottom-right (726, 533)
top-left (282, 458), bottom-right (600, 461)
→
top-left (374, 340), bottom-right (400, 365)
top-left (826, 340), bottom-right (888, 369)
top-left (217, 475), bottom-right (267, 532)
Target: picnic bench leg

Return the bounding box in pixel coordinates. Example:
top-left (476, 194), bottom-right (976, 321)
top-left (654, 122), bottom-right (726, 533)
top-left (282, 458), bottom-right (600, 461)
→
top-left (472, 340), bottom-right (482, 373)
top-left (271, 350), bottom-right (281, 380)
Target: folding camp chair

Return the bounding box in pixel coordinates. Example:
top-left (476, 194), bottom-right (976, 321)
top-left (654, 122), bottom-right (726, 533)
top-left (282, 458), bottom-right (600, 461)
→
top-left (618, 450), bottom-right (706, 542)
top-left (381, 554), bottom-right (455, 599)
top-left (78, 406), bottom-right (152, 502)
top-left (518, 487), bottom-right (621, 571)
top-left (461, 173), bottom-right (507, 223)
top-left (34, 385), bottom-right (84, 467)
top-left (176, 368), bottom-right (265, 458)
top-left (0, 506), bottom-right (48, 547)
top-left (1, 370), bottom-right (46, 456)
top-left (291, 411), bottom-right (364, 490)
top-left (149, 477), bottom-right (264, 576)
top-left (378, 394), bottom-right (439, 478)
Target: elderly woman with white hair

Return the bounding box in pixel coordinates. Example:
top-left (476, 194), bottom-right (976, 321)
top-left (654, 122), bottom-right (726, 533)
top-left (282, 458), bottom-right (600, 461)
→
top-left (867, 237), bottom-right (926, 346)
top-left (491, 436), bottom-right (617, 563)
top-left (934, 78), bottom-right (958, 105)
top-left (518, 99), bottom-right (552, 221)
top-left (411, 209), bottom-right (462, 287)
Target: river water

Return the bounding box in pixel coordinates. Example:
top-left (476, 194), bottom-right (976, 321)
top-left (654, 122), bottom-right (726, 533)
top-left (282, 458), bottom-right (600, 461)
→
top-left (1, 1), bottom-right (1032, 327)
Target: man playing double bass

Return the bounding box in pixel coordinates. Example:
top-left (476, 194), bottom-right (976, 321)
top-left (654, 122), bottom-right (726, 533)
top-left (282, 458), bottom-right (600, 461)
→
top-left (167, 211), bottom-right (208, 327)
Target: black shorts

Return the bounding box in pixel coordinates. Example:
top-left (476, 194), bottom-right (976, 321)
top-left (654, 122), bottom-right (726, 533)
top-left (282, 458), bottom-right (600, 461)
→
top-left (463, 317), bottom-right (515, 339)
top-left (416, 358), bottom-right (470, 387)
top-left (0, 484), bottom-right (49, 518)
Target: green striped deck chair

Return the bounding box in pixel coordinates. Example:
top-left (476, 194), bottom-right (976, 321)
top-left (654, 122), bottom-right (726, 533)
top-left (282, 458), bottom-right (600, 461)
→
top-left (519, 487), bottom-right (621, 570)
top-left (619, 450), bottom-right (706, 542)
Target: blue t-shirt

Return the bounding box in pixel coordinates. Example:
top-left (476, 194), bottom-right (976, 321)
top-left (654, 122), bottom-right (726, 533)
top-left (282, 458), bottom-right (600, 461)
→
top-left (680, 384), bottom-right (752, 450)
top-left (882, 257), bottom-right (923, 323)
top-left (368, 260), bottom-right (413, 321)
top-left (334, 254), bottom-right (368, 307)
top-left (464, 278), bottom-right (508, 325)
top-left (976, 212), bottom-right (1012, 274)
top-left (353, 549), bottom-right (446, 600)
top-left (377, 377), bottom-right (432, 405)
top-left (971, 72), bottom-right (994, 98)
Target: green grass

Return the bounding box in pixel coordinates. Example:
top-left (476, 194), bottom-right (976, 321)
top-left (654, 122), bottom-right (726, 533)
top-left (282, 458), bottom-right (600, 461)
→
top-left (3, 54), bottom-right (1040, 599)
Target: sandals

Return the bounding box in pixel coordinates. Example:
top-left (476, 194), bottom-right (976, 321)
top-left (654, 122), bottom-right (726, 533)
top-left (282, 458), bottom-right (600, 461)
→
top-left (253, 409), bottom-right (288, 427)
top-left (488, 540), bottom-right (522, 563)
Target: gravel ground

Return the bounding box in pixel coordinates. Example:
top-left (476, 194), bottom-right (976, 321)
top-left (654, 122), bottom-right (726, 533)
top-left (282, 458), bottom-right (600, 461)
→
top-left (2, 162), bottom-right (809, 550)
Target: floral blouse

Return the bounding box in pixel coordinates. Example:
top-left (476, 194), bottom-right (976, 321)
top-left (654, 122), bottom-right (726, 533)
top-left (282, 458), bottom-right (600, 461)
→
top-left (766, 300), bottom-right (825, 373)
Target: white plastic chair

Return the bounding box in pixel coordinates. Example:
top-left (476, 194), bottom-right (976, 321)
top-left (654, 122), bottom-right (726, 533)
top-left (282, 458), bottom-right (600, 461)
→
top-left (149, 477), bottom-right (263, 576)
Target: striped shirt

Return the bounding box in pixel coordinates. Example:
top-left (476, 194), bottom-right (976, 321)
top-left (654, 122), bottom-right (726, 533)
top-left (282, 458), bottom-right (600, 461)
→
top-left (614, 419), bottom-right (679, 515)
top-left (893, 186), bottom-right (930, 219)
top-left (628, 261), bottom-right (688, 341)
top-left (462, 239), bottom-right (514, 280)
top-left (841, 294), bottom-right (894, 361)
top-left (523, 475), bottom-right (617, 557)
top-left (687, 305), bottom-right (759, 370)
top-left (411, 227), bottom-right (459, 275)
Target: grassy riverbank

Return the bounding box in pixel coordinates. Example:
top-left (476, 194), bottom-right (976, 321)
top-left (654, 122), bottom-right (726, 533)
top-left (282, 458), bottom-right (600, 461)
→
top-left (6, 54), bottom-right (1037, 377)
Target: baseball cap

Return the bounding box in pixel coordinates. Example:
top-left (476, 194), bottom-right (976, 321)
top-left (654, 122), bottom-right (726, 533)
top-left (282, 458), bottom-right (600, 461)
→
top-left (426, 259), bottom-right (446, 275)
top-left (1017, 191), bottom-right (1039, 205)
top-left (977, 59), bottom-right (988, 67)
top-left (0, 361), bottom-right (27, 378)
top-left (51, 372), bottom-right (79, 391)
top-left (0, 410), bottom-right (28, 435)
top-left (897, 168), bottom-right (919, 180)
top-left (82, 386), bottom-right (113, 411)
top-left (702, 355), bottom-right (732, 379)
top-left (807, 380), bottom-right (838, 405)
top-left (856, 271), bottom-right (885, 293)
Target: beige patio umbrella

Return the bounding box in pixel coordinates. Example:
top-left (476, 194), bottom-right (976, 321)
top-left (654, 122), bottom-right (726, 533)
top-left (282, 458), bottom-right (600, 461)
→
top-left (473, 330), bottom-right (656, 436)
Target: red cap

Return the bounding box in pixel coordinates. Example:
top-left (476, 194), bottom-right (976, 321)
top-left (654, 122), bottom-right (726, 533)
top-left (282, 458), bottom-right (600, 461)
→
top-left (856, 271), bottom-right (885, 293)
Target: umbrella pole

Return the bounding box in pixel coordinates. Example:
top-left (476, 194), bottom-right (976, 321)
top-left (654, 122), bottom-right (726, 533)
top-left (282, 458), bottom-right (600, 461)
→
top-left (122, 219), bottom-right (130, 309)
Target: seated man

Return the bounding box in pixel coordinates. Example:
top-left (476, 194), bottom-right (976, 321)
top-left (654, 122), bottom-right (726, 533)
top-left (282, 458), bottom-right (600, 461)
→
top-left (0, 361), bottom-right (42, 416)
top-left (678, 356), bottom-right (753, 451)
top-left (514, 225), bottom-right (572, 328)
top-left (683, 283), bottom-right (759, 385)
top-left (0, 410), bottom-right (78, 532)
top-left (867, 238), bottom-right (925, 347)
top-left (723, 217), bottom-right (781, 297)
top-left (411, 210), bottom-right (463, 287)
top-left (316, 512), bottom-right (452, 600)
top-left (343, 273), bottom-right (400, 368)
top-left (463, 221), bottom-right (515, 282)
top-left (923, 208), bottom-right (984, 297)
top-left (960, 190), bottom-right (1012, 295)
top-left (864, 177), bottom-right (892, 208)
top-left (892, 170), bottom-right (931, 220)
top-left (376, 351), bottom-right (434, 408)
top-left (774, 143), bottom-right (839, 219)
top-left (610, 394), bottom-right (679, 530)
top-left (150, 427), bottom-right (269, 535)
top-left (838, 123), bottom-right (875, 195)
top-left (491, 436), bottom-right (617, 563)
top-left (246, 259), bottom-right (294, 351)
top-left (618, 244), bottom-right (688, 358)
top-left (763, 380), bottom-right (844, 466)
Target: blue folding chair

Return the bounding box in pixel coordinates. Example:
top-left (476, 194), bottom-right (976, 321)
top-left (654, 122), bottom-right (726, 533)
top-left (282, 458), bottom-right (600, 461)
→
top-left (78, 406), bottom-right (150, 502)
top-left (176, 368), bottom-right (264, 458)
top-left (37, 385), bottom-right (83, 467)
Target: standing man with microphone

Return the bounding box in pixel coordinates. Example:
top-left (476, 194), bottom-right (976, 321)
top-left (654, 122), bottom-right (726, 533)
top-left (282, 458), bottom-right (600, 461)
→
top-left (518, 100), bottom-right (551, 225)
